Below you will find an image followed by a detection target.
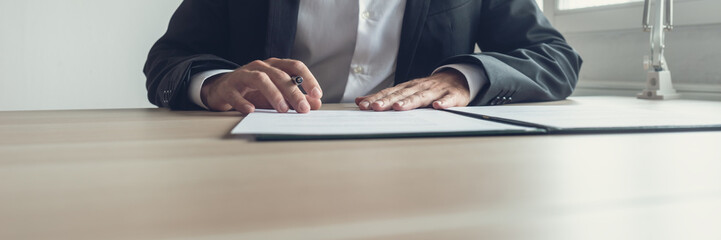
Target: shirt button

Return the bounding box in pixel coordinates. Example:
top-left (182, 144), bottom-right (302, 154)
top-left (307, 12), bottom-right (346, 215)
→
top-left (352, 65), bottom-right (364, 74)
top-left (361, 11), bottom-right (371, 20)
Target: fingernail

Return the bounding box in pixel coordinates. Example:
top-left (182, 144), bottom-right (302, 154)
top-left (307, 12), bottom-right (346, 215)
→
top-left (311, 87), bottom-right (323, 98)
top-left (374, 101), bottom-right (385, 108)
top-left (278, 101), bottom-right (289, 112)
top-left (299, 101), bottom-right (311, 113)
top-left (242, 104), bottom-right (254, 114)
top-left (396, 101), bottom-right (405, 107)
top-left (434, 101), bottom-right (443, 107)
top-left (360, 101), bottom-right (370, 109)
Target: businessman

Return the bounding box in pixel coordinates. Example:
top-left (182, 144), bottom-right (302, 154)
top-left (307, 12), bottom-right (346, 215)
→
top-left (144, 0), bottom-right (582, 114)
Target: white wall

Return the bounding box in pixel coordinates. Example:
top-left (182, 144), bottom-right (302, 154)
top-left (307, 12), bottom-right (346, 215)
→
top-left (0, 0), bottom-right (182, 111)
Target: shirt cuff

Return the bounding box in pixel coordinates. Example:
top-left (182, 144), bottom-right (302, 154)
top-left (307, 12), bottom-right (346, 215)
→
top-left (433, 64), bottom-right (488, 101)
top-left (189, 69), bottom-right (234, 109)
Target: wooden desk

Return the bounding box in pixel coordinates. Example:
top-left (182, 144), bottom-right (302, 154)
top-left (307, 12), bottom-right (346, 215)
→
top-left (2, 97), bottom-right (721, 240)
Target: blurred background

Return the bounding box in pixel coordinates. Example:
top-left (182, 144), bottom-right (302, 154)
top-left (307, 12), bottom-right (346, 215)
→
top-left (0, 0), bottom-right (180, 110)
top-left (552, 0), bottom-right (721, 100)
top-left (0, 0), bottom-right (719, 111)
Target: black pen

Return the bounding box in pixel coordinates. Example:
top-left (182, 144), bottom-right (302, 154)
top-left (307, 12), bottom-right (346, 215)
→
top-left (292, 76), bottom-right (306, 94)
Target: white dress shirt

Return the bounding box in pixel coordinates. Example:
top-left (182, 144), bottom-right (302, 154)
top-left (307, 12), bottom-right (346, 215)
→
top-left (189, 0), bottom-right (486, 109)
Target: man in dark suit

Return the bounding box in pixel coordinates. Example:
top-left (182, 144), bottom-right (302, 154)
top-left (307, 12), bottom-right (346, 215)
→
top-left (144, 0), bottom-right (582, 114)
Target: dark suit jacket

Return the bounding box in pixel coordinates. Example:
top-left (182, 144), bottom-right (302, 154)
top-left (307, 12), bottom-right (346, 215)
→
top-left (144, 0), bottom-right (582, 110)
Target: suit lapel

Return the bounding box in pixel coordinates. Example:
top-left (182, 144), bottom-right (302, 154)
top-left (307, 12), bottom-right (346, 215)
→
top-left (395, 0), bottom-right (431, 85)
top-left (266, 0), bottom-right (300, 58)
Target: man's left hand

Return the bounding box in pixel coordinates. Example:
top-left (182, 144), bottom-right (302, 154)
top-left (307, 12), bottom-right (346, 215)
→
top-left (355, 69), bottom-right (471, 111)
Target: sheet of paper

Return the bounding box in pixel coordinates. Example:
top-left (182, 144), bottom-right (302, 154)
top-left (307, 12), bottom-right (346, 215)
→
top-left (448, 104), bottom-right (721, 130)
top-left (232, 109), bottom-right (538, 136)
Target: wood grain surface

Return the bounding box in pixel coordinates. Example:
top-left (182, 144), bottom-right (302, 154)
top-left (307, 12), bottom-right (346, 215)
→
top-left (1, 97), bottom-right (720, 240)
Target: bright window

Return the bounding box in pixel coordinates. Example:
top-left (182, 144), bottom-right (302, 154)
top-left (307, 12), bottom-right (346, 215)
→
top-left (558, 0), bottom-right (643, 10)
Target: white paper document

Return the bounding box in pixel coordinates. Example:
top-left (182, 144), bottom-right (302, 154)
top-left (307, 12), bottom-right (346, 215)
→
top-left (448, 105), bottom-right (721, 131)
top-left (231, 98), bottom-right (721, 140)
top-left (231, 109), bottom-right (538, 138)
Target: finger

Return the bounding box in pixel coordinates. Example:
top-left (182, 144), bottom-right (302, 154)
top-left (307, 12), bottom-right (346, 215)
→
top-left (244, 60), bottom-right (310, 113)
top-left (355, 95), bottom-right (376, 110)
top-left (358, 79), bottom-right (424, 110)
top-left (306, 96), bottom-right (322, 110)
top-left (235, 70), bottom-right (289, 113)
top-left (222, 88), bottom-right (256, 114)
top-left (357, 86), bottom-right (402, 110)
top-left (206, 100), bottom-right (232, 112)
top-left (204, 84), bottom-right (233, 112)
top-left (393, 89), bottom-right (446, 111)
top-left (355, 96), bottom-right (367, 106)
top-left (432, 93), bottom-right (462, 110)
top-left (266, 58), bottom-right (323, 99)
top-left (356, 96), bottom-right (372, 110)
top-left (244, 90), bottom-right (274, 109)
top-left (367, 80), bottom-right (431, 111)
top-left (371, 86), bottom-right (419, 111)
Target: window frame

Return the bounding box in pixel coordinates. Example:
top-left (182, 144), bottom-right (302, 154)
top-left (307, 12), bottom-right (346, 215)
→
top-left (556, 0), bottom-right (643, 12)
top-left (545, 0), bottom-right (721, 33)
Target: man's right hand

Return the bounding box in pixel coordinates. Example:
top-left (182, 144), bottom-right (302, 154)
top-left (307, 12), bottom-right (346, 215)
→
top-left (200, 58), bottom-right (323, 114)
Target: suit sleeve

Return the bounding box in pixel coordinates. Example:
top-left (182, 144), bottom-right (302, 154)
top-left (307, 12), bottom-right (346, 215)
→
top-left (143, 0), bottom-right (238, 110)
top-left (441, 0), bottom-right (583, 106)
